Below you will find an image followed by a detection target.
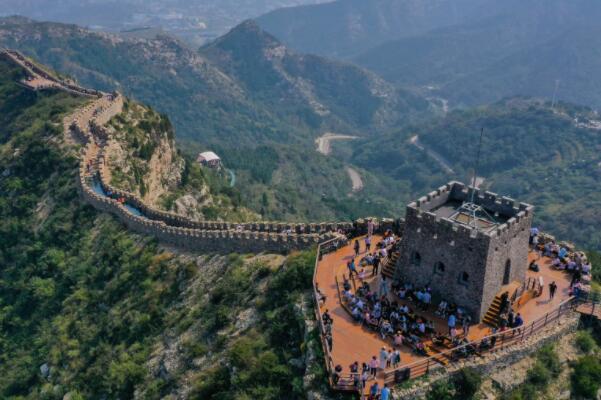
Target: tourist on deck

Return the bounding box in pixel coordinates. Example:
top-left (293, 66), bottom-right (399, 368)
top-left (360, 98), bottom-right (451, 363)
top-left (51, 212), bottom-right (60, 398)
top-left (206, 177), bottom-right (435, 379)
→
top-left (359, 268), bottom-right (367, 281)
top-left (381, 383), bottom-right (391, 400)
top-left (379, 347), bottom-right (389, 370)
top-left (322, 309), bottom-right (333, 325)
top-left (333, 364), bottom-right (343, 385)
top-left (343, 275), bottom-right (352, 291)
top-left (361, 369), bottom-right (369, 389)
top-left (369, 382), bottom-right (380, 399)
top-left (365, 236), bottom-right (372, 252)
top-left (379, 276), bottom-right (389, 298)
top-left (367, 218), bottom-right (374, 237)
top-left (582, 261), bottom-right (592, 275)
top-left (462, 314), bottom-right (472, 336)
top-left (393, 331), bottom-right (404, 348)
top-left (369, 356), bottom-right (378, 378)
top-left (549, 281), bottom-right (557, 300)
top-left (422, 290), bottom-right (432, 310)
top-left (394, 349), bottom-right (402, 367)
top-left (558, 246), bottom-right (568, 259)
top-left (436, 300), bottom-right (448, 317)
top-left (447, 313), bottom-right (456, 335)
top-left (348, 259), bottom-right (358, 278)
top-left (372, 255), bottom-right (381, 277)
top-left (354, 239), bottom-right (361, 257)
top-left (326, 333), bottom-right (333, 351)
top-left (513, 313), bottom-right (524, 334)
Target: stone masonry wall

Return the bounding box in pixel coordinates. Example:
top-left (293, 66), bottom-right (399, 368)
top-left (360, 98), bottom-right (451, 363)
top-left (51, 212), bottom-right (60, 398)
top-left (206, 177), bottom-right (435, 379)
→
top-left (1, 48), bottom-right (357, 254)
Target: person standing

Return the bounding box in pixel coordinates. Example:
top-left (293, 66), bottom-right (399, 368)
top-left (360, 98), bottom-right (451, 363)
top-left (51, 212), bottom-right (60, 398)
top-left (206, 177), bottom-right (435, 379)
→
top-left (549, 281), bottom-right (557, 300)
top-left (347, 259), bottom-right (357, 278)
top-left (379, 276), bottom-right (389, 298)
top-left (369, 356), bottom-right (378, 378)
top-left (365, 235), bottom-right (372, 252)
top-left (380, 384), bottom-right (391, 400)
top-left (372, 255), bottom-right (381, 277)
top-left (354, 239), bottom-right (361, 257)
top-left (462, 314), bottom-right (472, 336)
top-left (447, 313), bottom-right (456, 335)
top-left (367, 218), bottom-right (374, 237)
top-left (379, 347), bottom-right (388, 370)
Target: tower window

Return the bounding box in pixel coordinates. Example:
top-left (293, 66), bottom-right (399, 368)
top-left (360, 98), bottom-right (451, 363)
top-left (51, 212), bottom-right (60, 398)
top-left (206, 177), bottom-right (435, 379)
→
top-left (434, 261), bottom-right (445, 274)
top-left (411, 251), bottom-right (422, 267)
top-left (460, 272), bottom-right (469, 283)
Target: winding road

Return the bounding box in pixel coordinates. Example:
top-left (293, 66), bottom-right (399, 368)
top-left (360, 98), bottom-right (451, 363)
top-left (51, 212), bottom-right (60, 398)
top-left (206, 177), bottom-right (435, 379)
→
top-left (315, 133), bottom-right (358, 155)
top-left (409, 134), bottom-right (456, 174)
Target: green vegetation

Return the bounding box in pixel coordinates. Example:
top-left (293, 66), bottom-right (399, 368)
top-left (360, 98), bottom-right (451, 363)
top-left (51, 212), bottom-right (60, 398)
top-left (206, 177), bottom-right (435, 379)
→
top-left (424, 368), bottom-right (482, 400)
top-left (575, 330), bottom-right (597, 354)
top-left (355, 99), bottom-right (601, 251)
top-left (502, 345), bottom-right (561, 400)
top-left (571, 355), bottom-right (601, 399)
top-left (0, 58), bottom-right (327, 398)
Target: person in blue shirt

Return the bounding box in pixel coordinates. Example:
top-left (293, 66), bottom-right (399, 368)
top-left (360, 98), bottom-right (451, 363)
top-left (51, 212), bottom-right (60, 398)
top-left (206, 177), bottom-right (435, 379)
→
top-left (380, 384), bottom-right (391, 400)
top-left (369, 382), bottom-right (380, 397)
top-left (447, 313), bottom-right (456, 335)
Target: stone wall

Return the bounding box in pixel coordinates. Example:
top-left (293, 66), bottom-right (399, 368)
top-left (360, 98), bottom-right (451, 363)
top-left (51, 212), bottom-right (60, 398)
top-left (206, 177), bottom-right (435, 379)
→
top-left (395, 181), bottom-right (534, 321)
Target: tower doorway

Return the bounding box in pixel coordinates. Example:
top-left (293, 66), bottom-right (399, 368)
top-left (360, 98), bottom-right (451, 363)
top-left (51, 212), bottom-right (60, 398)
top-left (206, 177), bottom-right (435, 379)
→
top-left (503, 259), bottom-right (511, 285)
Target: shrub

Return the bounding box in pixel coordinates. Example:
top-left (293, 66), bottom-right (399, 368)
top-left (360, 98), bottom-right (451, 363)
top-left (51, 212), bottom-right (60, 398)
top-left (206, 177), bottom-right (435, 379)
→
top-left (575, 330), bottom-right (597, 354)
top-left (426, 379), bottom-right (454, 400)
top-left (571, 355), bottom-right (601, 399)
top-left (526, 362), bottom-right (552, 386)
top-left (453, 367), bottom-right (483, 399)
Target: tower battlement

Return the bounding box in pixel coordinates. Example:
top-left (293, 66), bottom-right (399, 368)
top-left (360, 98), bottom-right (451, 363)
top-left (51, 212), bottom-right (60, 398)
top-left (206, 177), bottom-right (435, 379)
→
top-left (396, 182), bottom-right (534, 321)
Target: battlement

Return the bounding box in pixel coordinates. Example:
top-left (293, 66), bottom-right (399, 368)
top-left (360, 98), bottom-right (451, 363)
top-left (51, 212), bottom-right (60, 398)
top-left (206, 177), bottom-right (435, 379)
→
top-left (407, 181), bottom-right (533, 241)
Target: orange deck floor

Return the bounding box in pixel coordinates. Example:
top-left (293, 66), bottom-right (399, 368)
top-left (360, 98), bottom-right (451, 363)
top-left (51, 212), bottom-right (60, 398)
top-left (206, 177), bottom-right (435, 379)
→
top-left (315, 236), bottom-right (573, 392)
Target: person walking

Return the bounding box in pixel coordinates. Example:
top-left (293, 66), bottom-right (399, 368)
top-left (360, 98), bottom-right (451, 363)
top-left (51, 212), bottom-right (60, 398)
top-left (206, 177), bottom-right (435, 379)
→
top-left (549, 281), bottom-right (557, 300)
top-left (379, 347), bottom-right (389, 370)
top-left (369, 356), bottom-right (378, 378)
top-left (347, 259), bottom-right (357, 278)
top-left (372, 255), bottom-right (380, 277)
top-left (354, 239), bottom-right (360, 257)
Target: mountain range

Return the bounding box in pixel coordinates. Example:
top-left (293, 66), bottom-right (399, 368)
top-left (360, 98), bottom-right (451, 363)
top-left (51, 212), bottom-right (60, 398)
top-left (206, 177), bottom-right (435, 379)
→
top-left (258, 0), bottom-right (601, 109)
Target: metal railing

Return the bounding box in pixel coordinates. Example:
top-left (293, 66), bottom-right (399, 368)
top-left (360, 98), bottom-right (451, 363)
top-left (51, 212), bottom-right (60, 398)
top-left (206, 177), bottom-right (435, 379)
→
top-left (382, 297), bottom-right (580, 385)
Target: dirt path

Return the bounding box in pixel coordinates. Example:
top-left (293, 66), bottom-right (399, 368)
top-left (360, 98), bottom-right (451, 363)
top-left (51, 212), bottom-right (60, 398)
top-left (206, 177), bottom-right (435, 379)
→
top-left (346, 167), bottom-right (363, 192)
top-left (409, 134), bottom-right (455, 174)
top-left (315, 133), bottom-right (358, 155)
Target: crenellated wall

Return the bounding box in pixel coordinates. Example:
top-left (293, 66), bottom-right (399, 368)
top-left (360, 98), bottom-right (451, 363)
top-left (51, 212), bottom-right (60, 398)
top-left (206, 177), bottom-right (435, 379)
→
top-left (1, 48), bottom-right (359, 254)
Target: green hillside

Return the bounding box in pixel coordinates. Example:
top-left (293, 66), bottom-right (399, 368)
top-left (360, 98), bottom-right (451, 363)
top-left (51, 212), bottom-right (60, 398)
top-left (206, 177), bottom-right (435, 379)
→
top-left (0, 57), bottom-right (326, 399)
top-left (353, 1), bottom-right (601, 108)
top-left (0, 16), bottom-right (429, 221)
top-left (353, 98), bottom-right (601, 251)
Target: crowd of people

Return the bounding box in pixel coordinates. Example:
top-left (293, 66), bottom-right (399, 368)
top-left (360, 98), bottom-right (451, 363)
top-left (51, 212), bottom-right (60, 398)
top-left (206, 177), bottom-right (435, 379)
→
top-left (529, 227), bottom-right (593, 298)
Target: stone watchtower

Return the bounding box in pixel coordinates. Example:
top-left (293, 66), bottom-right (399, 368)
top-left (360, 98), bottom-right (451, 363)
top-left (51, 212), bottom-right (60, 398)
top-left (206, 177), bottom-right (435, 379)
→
top-left (394, 181), bottom-right (534, 321)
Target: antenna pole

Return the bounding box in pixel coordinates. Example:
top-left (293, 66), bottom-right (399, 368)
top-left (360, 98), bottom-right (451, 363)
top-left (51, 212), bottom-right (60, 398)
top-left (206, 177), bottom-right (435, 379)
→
top-left (470, 127), bottom-right (484, 203)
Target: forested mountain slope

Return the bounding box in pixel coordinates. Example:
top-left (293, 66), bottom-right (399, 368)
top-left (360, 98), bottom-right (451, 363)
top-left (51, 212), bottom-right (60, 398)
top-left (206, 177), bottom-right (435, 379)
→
top-left (0, 53), bottom-right (323, 400)
top-left (352, 98), bottom-right (601, 251)
top-left (256, 0), bottom-right (493, 58)
top-left (353, 0), bottom-right (601, 108)
top-left (0, 16), bottom-right (426, 221)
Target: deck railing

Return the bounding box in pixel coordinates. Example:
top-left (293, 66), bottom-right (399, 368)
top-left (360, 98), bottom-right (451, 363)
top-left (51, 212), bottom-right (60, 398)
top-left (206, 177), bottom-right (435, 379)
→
top-left (312, 234), bottom-right (595, 396)
top-left (382, 297), bottom-right (579, 385)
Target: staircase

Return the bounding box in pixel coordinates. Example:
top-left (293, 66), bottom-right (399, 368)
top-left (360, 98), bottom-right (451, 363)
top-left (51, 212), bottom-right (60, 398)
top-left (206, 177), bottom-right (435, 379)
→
top-left (482, 294), bottom-right (504, 327)
top-left (381, 251), bottom-right (399, 279)
top-left (483, 281), bottom-right (521, 327)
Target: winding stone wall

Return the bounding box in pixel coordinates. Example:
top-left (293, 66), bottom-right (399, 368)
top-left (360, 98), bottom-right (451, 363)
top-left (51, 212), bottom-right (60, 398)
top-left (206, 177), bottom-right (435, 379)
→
top-left (3, 49), bottom-right (360, 254)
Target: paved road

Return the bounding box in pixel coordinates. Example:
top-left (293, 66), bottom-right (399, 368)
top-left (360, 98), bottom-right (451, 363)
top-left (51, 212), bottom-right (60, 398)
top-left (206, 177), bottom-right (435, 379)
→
top-left (410, 134), bottom-right (455, 174)
top-left (315, 133), bottom-right (358, 155)
top-left (346, 167), bottom-right (363, 192)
